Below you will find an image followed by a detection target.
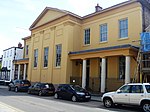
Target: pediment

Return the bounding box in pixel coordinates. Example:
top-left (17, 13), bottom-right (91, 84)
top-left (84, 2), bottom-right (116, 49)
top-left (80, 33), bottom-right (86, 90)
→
top-left (30, 7), bottom-right (67, 30)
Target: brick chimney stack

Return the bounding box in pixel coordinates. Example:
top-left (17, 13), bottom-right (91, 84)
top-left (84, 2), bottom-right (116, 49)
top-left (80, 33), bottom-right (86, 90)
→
top-left (95, 3), bottom-right (102, 12)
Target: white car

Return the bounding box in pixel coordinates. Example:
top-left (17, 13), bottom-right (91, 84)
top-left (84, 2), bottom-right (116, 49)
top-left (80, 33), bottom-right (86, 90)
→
top-left (102, 83), bottom-right (150, 112)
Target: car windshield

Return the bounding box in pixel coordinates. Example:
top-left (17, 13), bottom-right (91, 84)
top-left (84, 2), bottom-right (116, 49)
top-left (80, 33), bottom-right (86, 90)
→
top-left (145, 85), bottom-right (150, 93)
top-left (71, 85), bottom-right (84, 92)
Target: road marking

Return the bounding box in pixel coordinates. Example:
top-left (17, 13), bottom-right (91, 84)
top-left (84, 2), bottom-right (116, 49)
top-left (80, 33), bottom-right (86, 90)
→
top-left (0, 101), bottom-right (25, 112)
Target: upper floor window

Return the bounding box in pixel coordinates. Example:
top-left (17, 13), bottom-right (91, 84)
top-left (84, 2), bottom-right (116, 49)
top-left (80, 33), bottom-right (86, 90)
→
top-left (55, 44), bottom-right (62, 67)
top-left (26, 45), bottom-right (29, 56)
top-left (119, 18), bottom-right (128, 38)
top-left (4, 52), bottom-right (6, 58)
top-left (10, 50), bottom-right (12, 57)
top-left (34, 49), bottom-right (38, 68)
top-left (100, 24), bottom-right (107, 42)
top-left (44, 47), bottom-right (49, 67)
top-left (84, 28), bottom-right (90, 45)
top-left (7, 51), bottom-right (9, 57)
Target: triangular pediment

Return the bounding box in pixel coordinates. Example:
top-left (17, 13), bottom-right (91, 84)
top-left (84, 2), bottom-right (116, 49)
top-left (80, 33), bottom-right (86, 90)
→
top-left (30, 7), bottom-right (68, 29)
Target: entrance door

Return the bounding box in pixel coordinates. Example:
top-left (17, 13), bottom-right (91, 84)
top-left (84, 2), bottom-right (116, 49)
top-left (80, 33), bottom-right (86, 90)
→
top-left (86, 60), bottom-right (90, 89)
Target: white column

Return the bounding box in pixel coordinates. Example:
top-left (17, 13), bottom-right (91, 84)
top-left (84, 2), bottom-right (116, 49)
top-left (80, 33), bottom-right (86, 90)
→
top-left (18, 65), bottom-right (20, 80)
top-left (82, 59), bottom-right (86, 89)
top-left (23, 64), bottom-right (27, 80)
top-left (12, 64), bottom-right (15, 80)
top-left (101, 58), bottom-right (106, 93)
top-left (125, 56), bottom-right (131, 84)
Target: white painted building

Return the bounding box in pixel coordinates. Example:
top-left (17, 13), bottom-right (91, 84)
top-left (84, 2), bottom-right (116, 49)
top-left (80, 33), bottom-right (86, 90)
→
top-left (1, 44), bottom-right (23, 83)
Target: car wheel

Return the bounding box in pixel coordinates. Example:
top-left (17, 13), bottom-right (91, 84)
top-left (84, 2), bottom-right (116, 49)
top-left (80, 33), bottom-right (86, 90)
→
top-left (54, 93), bottom-right (59, 99)
top-left (72, 95), bottom-right (77, 102)
top-left (103, 98), bottom-right (114, 108)
top-left (8, 86), bottom-right (11, 91)
top-left (15, 87), bottom-right (18, 93)
top-left (142, 102), bottom-right (150, 112)
top-left (38, 91), bottom-right (42, 96)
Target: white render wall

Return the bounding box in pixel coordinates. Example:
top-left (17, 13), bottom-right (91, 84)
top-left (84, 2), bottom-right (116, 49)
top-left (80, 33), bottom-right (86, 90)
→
top-left (1, 47), bottom-right (23, 81)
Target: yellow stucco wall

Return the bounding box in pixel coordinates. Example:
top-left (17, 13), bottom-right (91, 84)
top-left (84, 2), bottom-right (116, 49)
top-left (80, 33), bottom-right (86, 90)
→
top-left (81, 3), bottom-right (142, 51)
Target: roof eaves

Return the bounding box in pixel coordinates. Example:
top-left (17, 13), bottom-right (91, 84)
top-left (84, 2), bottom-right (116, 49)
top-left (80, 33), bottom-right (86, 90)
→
top-left (83, 0), bottom-right (138, 19)
top-left (22, 36), bottom-right (31, 40)
top-left (69, 44), bottom-right (139, 55)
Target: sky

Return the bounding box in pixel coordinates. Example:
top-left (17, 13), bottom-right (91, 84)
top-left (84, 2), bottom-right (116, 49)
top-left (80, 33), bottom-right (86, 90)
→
top-left (0, 0), bottom-right (127, 56)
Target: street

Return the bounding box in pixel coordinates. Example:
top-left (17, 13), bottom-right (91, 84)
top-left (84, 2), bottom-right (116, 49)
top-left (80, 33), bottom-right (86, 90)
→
top-left (0, 85), bottom-right (140, 112)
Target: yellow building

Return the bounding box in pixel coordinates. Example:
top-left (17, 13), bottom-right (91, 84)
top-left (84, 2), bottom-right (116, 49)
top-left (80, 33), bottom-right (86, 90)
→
top-left (22, 0), bottom-right (150, 93)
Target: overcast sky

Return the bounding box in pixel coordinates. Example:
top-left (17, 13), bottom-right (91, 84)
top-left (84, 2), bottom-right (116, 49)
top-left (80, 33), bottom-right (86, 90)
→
top-left (0, 0), bottom-right (127, 56)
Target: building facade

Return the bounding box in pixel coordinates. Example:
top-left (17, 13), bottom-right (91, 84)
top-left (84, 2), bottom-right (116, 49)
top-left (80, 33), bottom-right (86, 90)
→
top-left (0, 43), bottom-right (23, 83)
top-left (25, 0), bottom-right (150, 93)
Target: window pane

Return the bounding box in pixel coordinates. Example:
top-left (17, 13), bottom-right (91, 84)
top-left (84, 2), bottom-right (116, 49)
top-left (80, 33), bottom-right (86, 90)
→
top-left (145, 85), bottom-right (150, 93)
top-left (56, 44), bottom-right (62, 67)
top-left (131, 85), bottom-right (143, 93)
top-left (119, 18), bottom-right (128, 38)
top-left (34, 49), bottom-right (38, 67)
top-left (100, 24), bottom-right (107, 42)
top-left (44, 47), bottom-right (49, 67)
top-left (120, 85), bottom-right (130, 93)
top-left (84, 29), bottom-right (90, 45)
top-left (26, 45), bottom-right (29, 56)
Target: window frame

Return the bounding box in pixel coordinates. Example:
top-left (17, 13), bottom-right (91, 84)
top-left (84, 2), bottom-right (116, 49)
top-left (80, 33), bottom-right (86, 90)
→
top-left (55, 44), bottom-right (62, 67)
top-left (34, 49), bottom-right (38, 68)
top-left (26, 45), bottom-right (29, 56)
top-left (43, 47), bottom-right (49, 68)
top-left (119, 18), bottom-right (128, 38)
top-left (84, 28), bottom-right (90, 45)
top-left (100, 23), bottom-right (108, 42)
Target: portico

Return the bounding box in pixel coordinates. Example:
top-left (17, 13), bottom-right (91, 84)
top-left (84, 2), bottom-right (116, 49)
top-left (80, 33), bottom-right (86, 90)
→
top-left (13, 58), bottom-right (29, 80)
top-left (69, 44), bottom-right (138, 93)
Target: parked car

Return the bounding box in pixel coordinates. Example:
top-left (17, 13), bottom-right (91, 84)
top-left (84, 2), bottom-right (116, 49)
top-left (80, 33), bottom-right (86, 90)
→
top-left (28, 82), bottom-right (55, 96)
top-left (8, 79), bottom-right (31, 92)
top-left (102, 83), bottom-right (150, 112)
top-left (54, 84), bottom-right (91, 102)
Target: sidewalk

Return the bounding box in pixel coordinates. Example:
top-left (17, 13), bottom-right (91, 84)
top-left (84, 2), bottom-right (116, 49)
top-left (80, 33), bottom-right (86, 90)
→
top-left (91, 94), bottom-right (102, 102)
top-left (0, 102), bottom-right (24, 112)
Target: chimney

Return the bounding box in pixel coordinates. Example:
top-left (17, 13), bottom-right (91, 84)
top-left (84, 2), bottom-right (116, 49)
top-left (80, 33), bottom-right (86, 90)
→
top-left (18, 42), bottom-right (22, 48)
top-left (95, 3), bottom-right (102, 12)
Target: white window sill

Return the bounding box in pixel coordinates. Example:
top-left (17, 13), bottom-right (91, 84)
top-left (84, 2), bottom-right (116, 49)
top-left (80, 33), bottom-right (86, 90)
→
top-left (99, 41), bottom-right (108, 44)
top-left (118, 37), bottom-right (128, 41)
top-left (55, 66), bottom-right (61, 69)
top-left (83, 44), bottom-right (90, 47)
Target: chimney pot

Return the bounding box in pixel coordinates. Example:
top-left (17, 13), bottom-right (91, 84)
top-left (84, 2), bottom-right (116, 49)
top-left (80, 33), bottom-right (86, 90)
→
top-left (95, 3), bottom-right (102, 12)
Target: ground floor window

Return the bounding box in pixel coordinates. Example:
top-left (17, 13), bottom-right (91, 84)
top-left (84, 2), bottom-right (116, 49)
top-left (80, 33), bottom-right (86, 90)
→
top-left (119, 56), bottom-right (125, 79)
